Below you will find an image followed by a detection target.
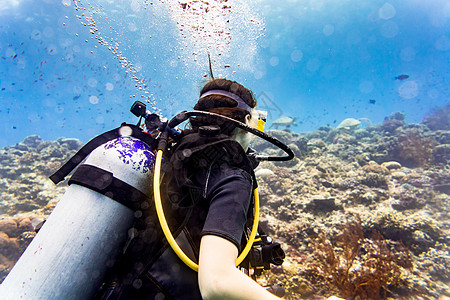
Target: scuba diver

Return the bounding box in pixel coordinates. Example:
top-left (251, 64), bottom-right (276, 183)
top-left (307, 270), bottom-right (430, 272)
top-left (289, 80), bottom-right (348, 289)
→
top-left (95, 78), bottom-right (285, 299)
top-left (0, 77), bottom-right (346, 299)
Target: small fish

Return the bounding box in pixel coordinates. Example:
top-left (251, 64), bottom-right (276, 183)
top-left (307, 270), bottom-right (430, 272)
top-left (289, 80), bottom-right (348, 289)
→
top-left (395, 74), bottom-right (409, 80)
top-left (369, 99), bottom-right (376, 104)
top-left (73, 95), bottom-right (81, 100)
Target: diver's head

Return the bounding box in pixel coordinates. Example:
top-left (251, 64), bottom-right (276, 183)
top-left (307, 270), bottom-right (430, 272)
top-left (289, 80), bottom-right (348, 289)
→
top-left (191, 78), bottom-right (257, 150)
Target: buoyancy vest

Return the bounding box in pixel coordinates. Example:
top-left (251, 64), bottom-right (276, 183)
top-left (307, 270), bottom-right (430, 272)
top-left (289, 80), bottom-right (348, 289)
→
top-left (95, 129), bottom-right (257, 300)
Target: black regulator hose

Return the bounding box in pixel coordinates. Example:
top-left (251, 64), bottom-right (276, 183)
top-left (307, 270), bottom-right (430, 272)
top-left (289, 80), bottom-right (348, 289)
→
top-left (168, 111), bottom-right (295, 162)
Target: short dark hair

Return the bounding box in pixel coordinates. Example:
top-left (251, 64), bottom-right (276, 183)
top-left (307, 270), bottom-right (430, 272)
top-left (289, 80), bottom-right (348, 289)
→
top-left (191, 79), bottom-right (256, 135)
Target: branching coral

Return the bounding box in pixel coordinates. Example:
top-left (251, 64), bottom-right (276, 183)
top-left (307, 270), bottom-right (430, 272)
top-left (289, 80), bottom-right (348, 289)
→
top-left (309, 216), bottom-right (412, 299)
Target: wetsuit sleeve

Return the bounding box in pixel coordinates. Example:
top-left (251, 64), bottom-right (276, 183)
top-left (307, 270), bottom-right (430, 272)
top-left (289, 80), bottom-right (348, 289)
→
top-left (201, 167), bottom-right (253, 250)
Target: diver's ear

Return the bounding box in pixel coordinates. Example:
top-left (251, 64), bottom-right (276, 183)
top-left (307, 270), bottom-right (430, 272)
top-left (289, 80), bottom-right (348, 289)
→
top-left (245, 113), bottom-right (252, 125)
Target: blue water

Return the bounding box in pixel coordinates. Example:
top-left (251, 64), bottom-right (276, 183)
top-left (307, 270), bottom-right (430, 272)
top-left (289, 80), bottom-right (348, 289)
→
top-left (1, 0), bottom-right (449, 147)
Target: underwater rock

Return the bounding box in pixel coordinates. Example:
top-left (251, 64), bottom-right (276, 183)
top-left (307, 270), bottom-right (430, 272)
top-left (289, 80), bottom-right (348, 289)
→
top-left (255, 168), bottom-right (275, 178)
top-left (431, 144), bottom-right (450, 164)
top-left (421, 104), bottom-right (450, 131)
top-left (366, 209), bottom-right (443, 255)
top-left (22, 135), bottom-right (43, 148)
top-left (380, 119), bottom-right (405, 133)
top-left (401, 172), bottom-right (433, 188)
top-left (361, 173), bottom-right (388, 189)
top-left (307, 138), bottom-right (327, 149)
top-left (265, 130), bottom-right (295, 145)
top-left (36, 140), bottom-right (53, 152)
top-left (389, 128), bottom-right (439, 167)
top-left (336, 177), bottom-right (359, 190)
top-left (433, 183), bottom-right (450, 195)
top-left (306, 197), bottom-right (341, 213)
top-left (391, 171), bottom-right (406, 179)
top-left (57, 138), bottom-right (83, 151)
top-left (0, 219), bottom-right (19, 238)
top-left (362, 161), bottom-right (390, 174)
top-left (391, 193), bottom-right (426, 211)
top-left (14, 144), bottom-right (28, 151)
top-left (293, 137), bottom-right (309, 155)
top-left (0, 232), bottom-right (19, 258)
top-left (287, 143), bottom-right (302, 158)
top-left (385, 111), bottom-right (406, 122)
top-left (381, 161), bottom-right (402, 170)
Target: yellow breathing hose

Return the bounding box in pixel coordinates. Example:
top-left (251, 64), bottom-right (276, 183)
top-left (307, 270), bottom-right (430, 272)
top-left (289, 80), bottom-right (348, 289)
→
top-left (153, 149), bottom-right (260, 272)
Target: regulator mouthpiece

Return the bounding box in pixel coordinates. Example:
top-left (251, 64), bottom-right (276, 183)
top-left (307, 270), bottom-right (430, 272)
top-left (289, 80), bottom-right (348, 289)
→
top-left (255, 110), bottom-right (267, 132)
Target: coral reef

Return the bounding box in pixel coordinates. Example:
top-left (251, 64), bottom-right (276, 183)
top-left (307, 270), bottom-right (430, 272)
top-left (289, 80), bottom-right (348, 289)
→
top-left (0, 114), bottom-right (449, 299)
top-left (0, 136), bottom-right (81, 281)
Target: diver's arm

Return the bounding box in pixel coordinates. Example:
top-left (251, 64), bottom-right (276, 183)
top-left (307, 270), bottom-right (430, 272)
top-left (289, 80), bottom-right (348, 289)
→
top-left (198, 235), bottom-right (280, 300)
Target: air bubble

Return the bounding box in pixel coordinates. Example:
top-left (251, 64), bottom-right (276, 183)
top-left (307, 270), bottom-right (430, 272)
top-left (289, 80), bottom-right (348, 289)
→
top-left (31, 30), bottom-right (42, 40)
top-left (88, 78), bottom-right (98, 87)
top-left (269, 56), bottom-right (279, 67)
top-left (379, 3), bottom-right (396, 20)
top-left (119, 126), bottom-right (133, 136)
top-left (290, 49), bottom-right (303, 62)
top-left (131, 0), bottom-right (141, 12)
top-left (105, 82), bottom-right (114, 91)
top-left (306, 58), bottom-right (321, 72)
top-left (89, 95), bottom-right (99, 104)
top-left (64, 52), bottom-right (74, 62)
top-left (398, 81), bottom-right (419, 99)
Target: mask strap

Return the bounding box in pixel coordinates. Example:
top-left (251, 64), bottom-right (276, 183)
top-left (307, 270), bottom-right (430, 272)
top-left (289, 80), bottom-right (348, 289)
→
top-left (199, 90), bottom-right (253, 112)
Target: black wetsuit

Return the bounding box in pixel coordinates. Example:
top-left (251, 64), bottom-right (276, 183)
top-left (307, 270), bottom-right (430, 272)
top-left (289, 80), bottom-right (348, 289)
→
top-left (96, 132), bottom-right (256, 300)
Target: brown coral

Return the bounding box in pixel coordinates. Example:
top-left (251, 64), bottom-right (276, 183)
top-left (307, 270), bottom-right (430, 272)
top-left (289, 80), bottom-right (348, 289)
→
top-left (422, 104), bottom-right (450, 131)
top-left (309, 216), bottom-right (412, 300)
top-left (391, 128), bottom-right (438, 167)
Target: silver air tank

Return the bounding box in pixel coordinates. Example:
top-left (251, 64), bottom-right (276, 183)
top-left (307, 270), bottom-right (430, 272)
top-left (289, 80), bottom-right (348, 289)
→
top-left (0, 134), bottom-right (155, 300)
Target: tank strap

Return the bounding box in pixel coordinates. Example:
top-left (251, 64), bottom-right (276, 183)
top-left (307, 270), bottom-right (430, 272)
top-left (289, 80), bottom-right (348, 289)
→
top-left (49, 124), bottom-right (156, 184)
top-left (68, 164), bottom-right (147, 211)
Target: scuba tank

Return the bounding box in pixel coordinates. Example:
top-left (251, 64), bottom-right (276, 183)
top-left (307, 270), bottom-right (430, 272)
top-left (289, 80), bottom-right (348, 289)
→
top-left (0, 125), bottom-right (157, 300)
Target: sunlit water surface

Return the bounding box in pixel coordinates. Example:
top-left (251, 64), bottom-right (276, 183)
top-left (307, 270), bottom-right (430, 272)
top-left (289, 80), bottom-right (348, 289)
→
top-left (0, 0), bottom-right (449, 145)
